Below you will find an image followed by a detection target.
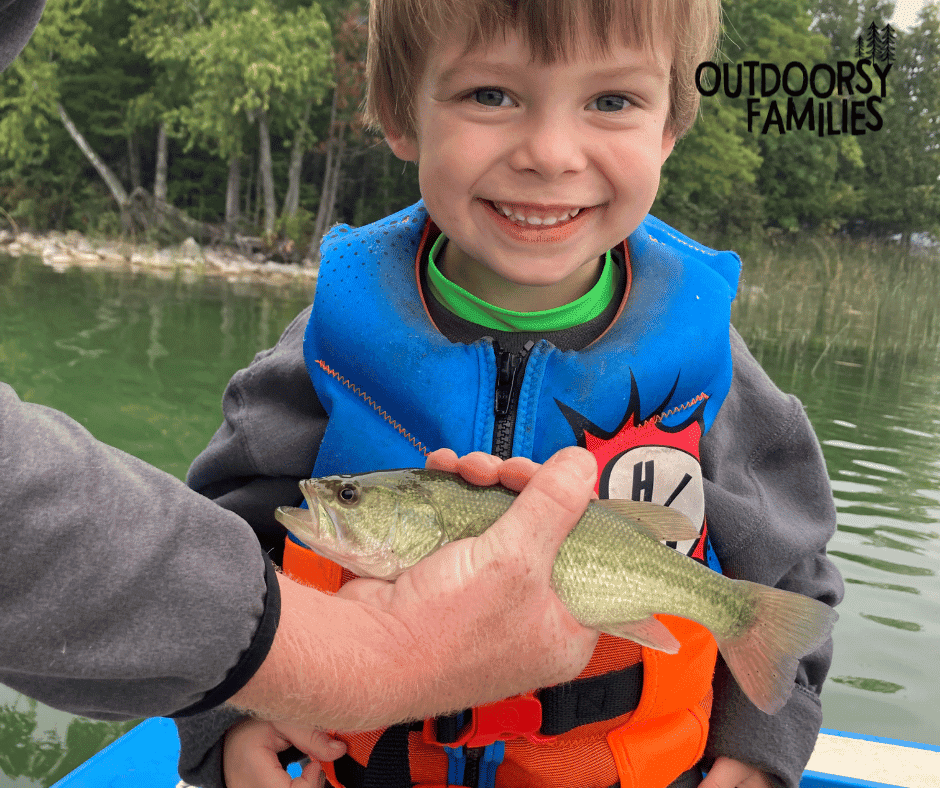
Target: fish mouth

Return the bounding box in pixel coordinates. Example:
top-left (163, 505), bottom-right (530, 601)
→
top-left (275, 504), bottom-right (326, 546)
top-left (277, 485), bottom-right (404, 580)
top-left (296, 480), bottom-right (345, 541)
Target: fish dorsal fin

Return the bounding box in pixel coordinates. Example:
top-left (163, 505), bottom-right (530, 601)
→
top-left (598, 616), bottom-right (681, 653)
top-left (595, 499), bottom-right (700, 542)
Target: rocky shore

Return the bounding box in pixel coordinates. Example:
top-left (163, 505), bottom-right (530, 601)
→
top-left (0, 228), bottom-right (318, 289)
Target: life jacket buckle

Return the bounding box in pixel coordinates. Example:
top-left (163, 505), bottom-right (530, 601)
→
top-left (426, 693), bottom-right (546, 749)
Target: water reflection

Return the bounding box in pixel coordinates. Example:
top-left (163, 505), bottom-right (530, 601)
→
top-left (860, 614), bottom-right (921, 632)
top-left (831, 677), bottom-right (905, 694)
top-left (0, 697), bottom-right (136, 788)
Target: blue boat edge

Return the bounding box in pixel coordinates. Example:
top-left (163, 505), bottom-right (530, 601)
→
top-left (50, 719), bottom-right (936, 787)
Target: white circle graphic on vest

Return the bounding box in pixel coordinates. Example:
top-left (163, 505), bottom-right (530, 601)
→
top-left (602, 445), bottom-right (705, 556)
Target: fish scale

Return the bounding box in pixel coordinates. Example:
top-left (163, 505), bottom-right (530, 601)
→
top-left (276, 468), bottom-right (837, 715)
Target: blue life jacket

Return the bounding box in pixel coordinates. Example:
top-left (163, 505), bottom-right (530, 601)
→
top-left (295, 200), bottom-right (741, 788)
top-left (305, 200), bottom-right (738, 468)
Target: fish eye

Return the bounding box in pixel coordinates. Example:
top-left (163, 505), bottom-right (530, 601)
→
top-left (337, 483), bottom-right (360, 505)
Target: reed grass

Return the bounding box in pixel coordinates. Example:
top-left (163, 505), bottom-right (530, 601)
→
top-left (730, 236), bottom-right (940, 383)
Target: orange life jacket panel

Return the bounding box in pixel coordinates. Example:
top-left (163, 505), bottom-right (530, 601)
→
top-left (283, 537), bottom-right (716, 788)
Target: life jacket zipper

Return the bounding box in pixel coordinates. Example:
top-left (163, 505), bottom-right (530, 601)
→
top-left (443, 340), bottom-right (534, 787)
top-left (491, 340), bottom-right (534, 460)
top-left (463, 746), bottom-right (483, 786)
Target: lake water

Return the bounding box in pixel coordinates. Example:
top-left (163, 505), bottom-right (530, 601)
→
top-left (1, 243), bottom-right (938, 785)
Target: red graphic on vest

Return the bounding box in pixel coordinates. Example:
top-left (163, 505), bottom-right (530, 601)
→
top-left (556, 380), bottom-right (712, 564)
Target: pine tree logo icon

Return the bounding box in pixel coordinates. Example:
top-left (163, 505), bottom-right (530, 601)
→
top-left (856, 23), bottom-right (895, 64)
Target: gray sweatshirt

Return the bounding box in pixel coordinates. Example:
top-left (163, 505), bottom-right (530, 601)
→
top-left (0, 383), bottom-right (279, 719)
top-left (177, 279), bottom-right (843, 788)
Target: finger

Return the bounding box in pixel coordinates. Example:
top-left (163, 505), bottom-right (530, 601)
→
top-left (249, 752), bottom-right (296, 788)
top-left (700, 757), bottom-right (753, 788)
top-left (334, 576), bottom-right (395, 606)
top-left (743, 770), bottom-right (775, 788)
top-left (224, 737), bottom-right (295, 788)
top-left (270, 723), bottom-right (347, 761)
top-left (290, 759), bottom-right (326, 788)
top-left (306, 731), bottom-right (347, 762)
top-left (454, 451), bottom-right (503, 486)
top-left (496, 456), bottom-right (540, 492)
top-left (425, 448), bottom-right (458, 472)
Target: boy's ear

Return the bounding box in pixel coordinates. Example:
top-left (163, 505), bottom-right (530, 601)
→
top-left (385, 126), bottom-right (419, 163)
top-left (661, 130), bottom-right (677, 164)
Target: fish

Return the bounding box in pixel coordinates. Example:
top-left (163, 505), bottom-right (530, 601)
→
top-left (275, 468), bottom-right (838, 715)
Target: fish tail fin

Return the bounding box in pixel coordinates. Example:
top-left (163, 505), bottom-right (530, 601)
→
top-left (716, 582), bottom-right (838, 715)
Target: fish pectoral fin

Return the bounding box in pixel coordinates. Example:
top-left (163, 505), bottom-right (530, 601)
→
top-left (596, 499), bottom-right (700, 542)
top-left (598, 616), bottom-right (681, 654)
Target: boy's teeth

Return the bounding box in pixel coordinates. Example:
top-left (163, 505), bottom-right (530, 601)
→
top-left (493, 202), bottom-right (582, 226)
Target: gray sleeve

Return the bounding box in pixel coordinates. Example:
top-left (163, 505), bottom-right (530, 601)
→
top-left (186, 305), bottom-right (327, 557)
top-left (700, 328), bottom-right (844, 787)
top-left (0, 381), bottom-right (275, 719)
top-left (0, 0), bottom-right (45, 70)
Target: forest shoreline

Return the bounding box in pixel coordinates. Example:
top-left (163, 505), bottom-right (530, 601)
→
top-left (0, 227), bottom-right (318, 288)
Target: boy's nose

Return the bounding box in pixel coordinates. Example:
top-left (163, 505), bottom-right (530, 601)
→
top-left (508, 113), bottom-right (588, 179)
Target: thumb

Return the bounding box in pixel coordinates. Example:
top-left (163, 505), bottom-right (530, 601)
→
top-left (269, 723), bottom-right (347, 762)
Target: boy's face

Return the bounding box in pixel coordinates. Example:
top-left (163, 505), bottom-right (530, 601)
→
top-left (387, 26), bottom-right (676, 312)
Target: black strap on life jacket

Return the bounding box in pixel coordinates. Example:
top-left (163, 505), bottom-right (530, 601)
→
top-left (324, 662), bottom-right (646, 788)
top-left (434, 662), bottom-right (643, 743)
top-left (537, 662), bottom-right (644, 736)
top-left (331, 721), bottom-right (423, 788)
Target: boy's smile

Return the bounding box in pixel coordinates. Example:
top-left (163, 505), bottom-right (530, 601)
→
top-left (387, 27), bottom-right (676, 312)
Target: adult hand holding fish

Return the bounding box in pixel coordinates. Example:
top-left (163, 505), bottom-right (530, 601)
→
top-left (276, 455), bottom-right (837, 718)
top-left (340, 446), bottom-right (601, 699)
top-left (223, 448), bottom-right (601, 788)
top-left (228, 446), bottom-right (600, 733)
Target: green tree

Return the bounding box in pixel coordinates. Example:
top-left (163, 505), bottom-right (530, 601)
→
top-left (856, 5), bottom-right (940, 240)
top-left (308, 2), bottom-right (376, 257)
top-left (135, 0), bottom-right (332, 239)
top-left (0, 700), bottom-right (63, 783)
top-left (655, 95), bottom-right (764, 237)
top-left (723, 0), bottom-right (864, 232)
top-left (655, 0), bottom-right (855, 236)
top-left (0, 0), bottom-right (94, 167)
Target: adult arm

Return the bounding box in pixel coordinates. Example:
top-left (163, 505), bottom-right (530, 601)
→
top-left (700, 329), bottom-right (844, 788)
top-left (229, 448), bottom-right (598, 729)
top-left (2, 382), bottom-right (598, 721)
top-left (0, 382), bottom-right (276, 719)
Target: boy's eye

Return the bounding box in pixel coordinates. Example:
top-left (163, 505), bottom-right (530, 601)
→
top-left (472, 88), bottom-right (510, 107)
top-left (591, 95), bottom-right (630, 112)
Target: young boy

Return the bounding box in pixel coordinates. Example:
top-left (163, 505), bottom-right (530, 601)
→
top-left (176, 0), bottom-right (843, 786)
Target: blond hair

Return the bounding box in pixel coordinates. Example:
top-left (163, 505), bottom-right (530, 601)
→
top-left (364, 0), bottom-right (721, 140)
